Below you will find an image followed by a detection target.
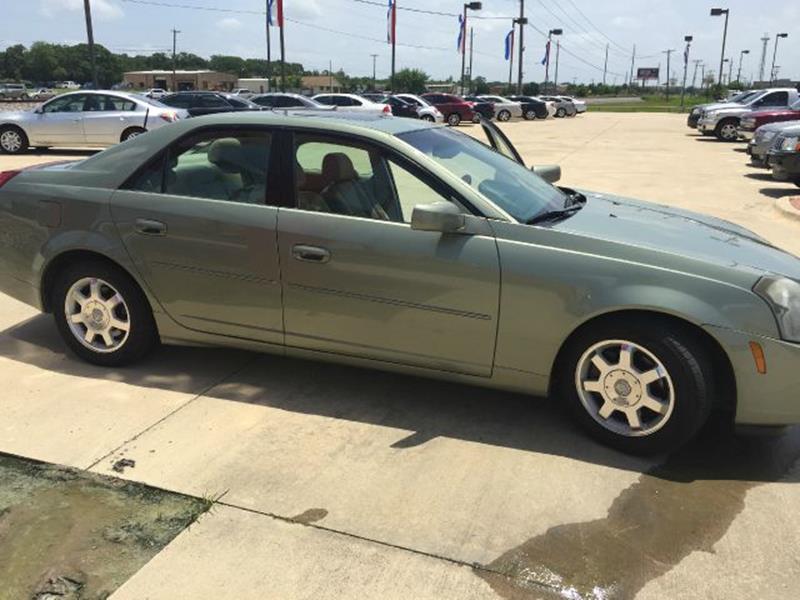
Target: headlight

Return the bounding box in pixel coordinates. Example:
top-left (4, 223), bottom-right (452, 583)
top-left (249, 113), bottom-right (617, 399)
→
top-left (781, 136), bottom-right (800, 151)
top-left (754, 276), bottom-right (800, 342)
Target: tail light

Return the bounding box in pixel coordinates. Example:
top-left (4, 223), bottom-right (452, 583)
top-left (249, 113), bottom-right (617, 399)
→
top-left (0, 170), bottom-right (21, 189)
top-left (383, 104), bottom-right (393, 115)
top-left (160, 111), bottom-right (178, 123)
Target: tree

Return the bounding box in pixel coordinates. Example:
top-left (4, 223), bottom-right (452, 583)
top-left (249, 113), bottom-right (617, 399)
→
top-left (23, 42), bottom-right (59, 83)
top-left (522, 82), bottom-right (540, 95)
top-left (1, 44), bottom-right (26, 81)
top-left (473, 76), bottom-right (490, 94)
top-left (393, 68), bottom-right (429, 93)
top-left (208, 55), bottom-right (247, 77)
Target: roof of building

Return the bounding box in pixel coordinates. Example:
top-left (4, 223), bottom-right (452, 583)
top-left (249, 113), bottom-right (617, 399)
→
top-left (123, 70), bottom-right (235, 76)
top-left (301, 75), bottom-right (343, 87)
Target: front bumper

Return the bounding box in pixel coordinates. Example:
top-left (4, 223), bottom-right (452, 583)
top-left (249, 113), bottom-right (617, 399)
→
top-left (738, 129), bottom-right (755, 141)
top-left (769, 151), bottom-right (800, 181)
top-left (697, 117), bottom-right (719, 133)
top-left (706, 325), bottom-right (800, 425)
top-left (687, 113), bottom-right (700, 128)
top-left (747, 140), bottom-right (770, 165)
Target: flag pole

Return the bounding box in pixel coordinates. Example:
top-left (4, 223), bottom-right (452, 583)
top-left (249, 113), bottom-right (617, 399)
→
top-left (278, 0), bottom-right (286, 91)
top-left (508, 29), bottom-right (514, 91)
top-left (266, 1), bottom-right (272, 85)
top-left (391, 1), bottom-right (396, 91)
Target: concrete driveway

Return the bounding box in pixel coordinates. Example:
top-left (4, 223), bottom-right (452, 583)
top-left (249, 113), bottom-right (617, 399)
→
top-left (1, 113), bottom-right (799, 599)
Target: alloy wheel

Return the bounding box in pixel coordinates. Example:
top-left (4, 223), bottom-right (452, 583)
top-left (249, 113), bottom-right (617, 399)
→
top-left (719, 123), bottom-right (737, 140)
top-left (64, 277), bottom-right (131, 353)
top-left (574, 339), bottom-right (675, 437)
top-left (498, 110), bottom-right (511, 121)
top-left (0, 130), bottom-right (23, 153)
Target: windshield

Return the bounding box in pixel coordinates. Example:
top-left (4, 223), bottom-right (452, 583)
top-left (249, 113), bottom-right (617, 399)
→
top-left (734, 91), bottom-right (757, 103)
top-left (398, 127), bottom-right (568, 222)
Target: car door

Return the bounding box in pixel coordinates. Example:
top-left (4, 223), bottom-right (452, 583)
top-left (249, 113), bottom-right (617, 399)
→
top-left (26, 93), bottom-right (87, 145)
top-left (82, 94), bottom-right (142, 145)
top-left (276, 130), bottom-right (500, 376)
top-left (110, 127), bottom-right (283, 344)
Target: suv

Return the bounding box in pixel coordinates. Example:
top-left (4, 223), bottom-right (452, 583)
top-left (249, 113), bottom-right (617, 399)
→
top-left (420, 93), bottom-right (475, 126)
top-left (696, 88), bottom-right (800, 141)
top-left (0, 83), bottom-right (29, 100)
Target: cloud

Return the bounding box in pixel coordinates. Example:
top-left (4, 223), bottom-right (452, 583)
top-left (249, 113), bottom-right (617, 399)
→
top-left (217, 17), bottom-right (243, 31)
top-left (40, 0), bottom-right (123, 21)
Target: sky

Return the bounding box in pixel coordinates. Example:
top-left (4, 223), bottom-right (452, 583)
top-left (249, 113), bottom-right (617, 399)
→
top-left (1, 0), bottom-right (798, 85)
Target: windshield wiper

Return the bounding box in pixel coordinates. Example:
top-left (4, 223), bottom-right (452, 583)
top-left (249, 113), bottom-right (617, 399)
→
top-left (527, 205), bottom-right (583, 225)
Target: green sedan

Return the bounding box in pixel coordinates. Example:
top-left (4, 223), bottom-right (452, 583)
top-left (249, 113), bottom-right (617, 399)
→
top-left (1, 112), bottom-right (799, 454)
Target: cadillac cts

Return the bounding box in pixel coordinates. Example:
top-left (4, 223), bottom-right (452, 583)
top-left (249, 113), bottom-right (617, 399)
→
top-left (1, 112), bottom-right (800, 454)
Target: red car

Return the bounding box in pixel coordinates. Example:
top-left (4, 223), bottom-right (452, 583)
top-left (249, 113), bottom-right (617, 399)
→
top-left (738, 100), bottom-right (800, 140)
top-left (421, 93), bottom-right (475, 127)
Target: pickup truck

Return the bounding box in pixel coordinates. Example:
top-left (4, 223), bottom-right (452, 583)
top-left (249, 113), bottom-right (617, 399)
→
top-left (687, 90), bottom-right (758, 128)
top-left (738, 100), bottom-right (800, 141)
top-left (696, 88), bottom-right (800, 141)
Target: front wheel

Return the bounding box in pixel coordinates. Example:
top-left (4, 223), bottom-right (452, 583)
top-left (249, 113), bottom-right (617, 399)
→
top-left (497, 109), bottom-right (511, 122)
top-left (121, 127), bottom-right (147, 142)
top-left (714, 118), bottom-right (739, 142)
top-left (0, 126), bottom-right (29, 154)
top-left (447, 112), bottom-right (461, 127)
top-left (557, 320), bottom-right (713, 454)
top-left (556, 107), bottom-right (567, 118)
top-left (52, 261), bottom-right (158, 366)
top-left (421, 114), bottom-right (435, 122)
top-left (523, 109), bottom-right (537, 120)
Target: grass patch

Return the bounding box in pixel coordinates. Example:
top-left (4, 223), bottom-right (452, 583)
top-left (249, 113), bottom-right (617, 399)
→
top-left (589, 95), bottom-right (718, 113)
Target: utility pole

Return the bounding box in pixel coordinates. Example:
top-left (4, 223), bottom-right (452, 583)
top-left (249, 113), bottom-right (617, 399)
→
top-left (468, 27), bottom-right (474, 94)
top-left (370, 54), bottom-right (378, 90)
top-left (709, 7), bottom-right (729, 86)
top-left (83, 0), bottom-right (98, 89)
top-left (553, 40), bottom-right (561, 91)
top-left (628, 44), bottom-right (636, 89)
top-left (662, 49), bottom-right (674, 100)
top-left (265, 0), bottom-right (271, 81)
top-left (516, 0), bottom-right (525, 94)
top-left (727, 58), bottom-right (733, 85)
top-left (770, 33), bottom-right (788, 84)
top-left (460, 3), bottom-right (481, 96)
top-left (736, 49), bottom-right (749, 85)
top-left (691, 59), bottom-right (701, 88)
top-left (329, 60), bottom-right (333, 92)
top-left (388, 0), bottom-right (396, 91)
top-left (171, 28), bottom-right (180, 92)
top-left (680, 36), bottom-right (692, 111)
top-left (602, 43), bottom-right (608, 85)
top-left (757, 34), bottom-right (769, 86)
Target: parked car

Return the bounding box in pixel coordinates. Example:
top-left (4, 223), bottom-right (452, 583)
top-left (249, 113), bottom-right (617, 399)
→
top-left (475, 95), bottom-right (523, 121)
top-left (768, 130), bottom-right (800, 187)
top-left (687, 89), bottom-right (759, 128)
top-left (0, 91), bottom-right (184, 153)
top-left (557, 96), bottom-right (586, 114)
top-left (738, 100), bottom-right (800, 141)
top-left (539, 95), bottom-right (577, 118)
top-left (747, 121), bottom-right (800, 167)
top-left (312, 93), bottom-right (392, 115)
top-left (507, 95), bottom-right (550, 120)
top-left (145, 88), bottom-right (167, 99)
top-left (393, 93), bottom-right (445, 123)
top-left (160, 91), bottom-right (262, 117)
top-left (250, 93), bottom-right (334, 111)
top-left (380, 95), bottom-right (419, 119)
top-left (3, 112), bottom-right (800, 454)
top-left (230, 88), bottom-right (254, 97)
top-left (361, 92), bottom-right (388, 103)
top-left (0, 83), bottom-right (29, 100)
top-left (57, 81), bottom-right (81, 90)
top-left (696, 88), bottom-right (800, 141)
top-left (30, 88), bottom-right (55, 101)
top-left (463, 96), bottom-right (496, 122)
top-left (420, 93), bottom-right (475, 126)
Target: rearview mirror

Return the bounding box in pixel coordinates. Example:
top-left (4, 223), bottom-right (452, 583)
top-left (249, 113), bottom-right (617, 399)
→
top-left (410, 201), bottom-right (465, 233)
top-left (533, 164), bottom-right (561, 183)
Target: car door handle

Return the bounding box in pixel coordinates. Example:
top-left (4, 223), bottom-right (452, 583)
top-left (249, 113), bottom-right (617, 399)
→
top-left (292, 244), bottom-right (330, 263)
top-left (135, 218), bottom-right (167, 236)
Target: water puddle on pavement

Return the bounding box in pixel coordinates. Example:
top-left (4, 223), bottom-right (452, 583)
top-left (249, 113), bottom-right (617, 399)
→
top-left (478, 424), bottom-right (800, 600)
top-left (0, 453), bottom-right (210, 599)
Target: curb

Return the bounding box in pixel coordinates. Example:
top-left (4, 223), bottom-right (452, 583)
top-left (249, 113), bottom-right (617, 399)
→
top-left (774, 196), bottom-right (800, 223)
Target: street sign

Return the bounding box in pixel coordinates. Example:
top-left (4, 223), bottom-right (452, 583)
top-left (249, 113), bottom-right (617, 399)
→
top-left (636, 67), bottom-right (660, 80)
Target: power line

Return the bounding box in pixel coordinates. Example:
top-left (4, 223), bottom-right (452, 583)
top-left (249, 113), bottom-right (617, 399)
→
top-left (561, 0), bottom-right (631, 55)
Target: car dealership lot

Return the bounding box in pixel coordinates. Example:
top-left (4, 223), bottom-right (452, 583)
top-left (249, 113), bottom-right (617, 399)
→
top-left (2, 112), bottom-right (800, 599)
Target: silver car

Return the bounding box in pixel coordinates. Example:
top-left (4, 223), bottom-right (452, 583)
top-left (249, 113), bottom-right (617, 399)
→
top-left (0, 91), bottom-right (186, 154)
top-left (477, 95), bottom-right (523, 121)
top-left (748, 121), bottom-right (800, 167)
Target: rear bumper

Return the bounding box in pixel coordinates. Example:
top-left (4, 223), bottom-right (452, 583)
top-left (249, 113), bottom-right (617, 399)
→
top-left (705, 325), bottom-right (800, 425)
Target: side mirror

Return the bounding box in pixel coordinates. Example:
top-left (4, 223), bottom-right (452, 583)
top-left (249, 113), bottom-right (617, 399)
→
top-left (533, 164), bottom-right (562, 183)
top-left (410, 201), bottom-right (466, 233)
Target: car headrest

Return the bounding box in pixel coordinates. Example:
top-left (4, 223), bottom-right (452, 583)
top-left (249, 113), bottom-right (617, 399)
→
top-left (208, 138), bottom-right (246, 174)
top-left (322, 153), bottom-right (358, 183)
top-left (295, 162), bottom-right (307, 187)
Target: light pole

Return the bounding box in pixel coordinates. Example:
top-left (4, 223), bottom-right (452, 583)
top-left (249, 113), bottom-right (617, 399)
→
top-left (710, 8), bottom-right (729, 86)
top-left (171, 28), bottom-right (181, 92)
top-left (83, 0), bottom-right (98, 89)
top-left (514, 11), bottom-right (527, 94)
top-left (736, 49), bottom-right (749, 85)
top-left (370, 54), bottom-right (378, 90)
top-left (662, 48), bottom-right (674, 100)
top-left (770, 33), bottom-right (788, 83)
top-left (544, 28), bottom-right (562, 93)
top-left (680, 35), bottom-right (692, 111)
top-left (459, 2), bottom-right (481, 96)
top-left (722, 58), bottom-right (730, 85)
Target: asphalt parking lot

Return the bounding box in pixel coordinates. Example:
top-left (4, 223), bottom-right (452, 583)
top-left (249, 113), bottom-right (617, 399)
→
top-left (2, 112), bottom-right (800, 599)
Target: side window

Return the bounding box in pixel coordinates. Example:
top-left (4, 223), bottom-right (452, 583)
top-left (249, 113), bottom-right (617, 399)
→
top-left (762, 92), bottom-right (789, 107)
top-left (163, 95), bottom-right (192, 109)
top-left (198, 95), bottom-right (228, 108)
top-left (315, 96), bottom-right (333, 105)
top-left (125, 153), bottom-right (165, 192)
top-left (99, 95), bottom-right (138, 111)
top-left (254, 96), bottom-right (277, 107)
top-left (277, 96), bottom-right (303, 108)
top-left (161, 130), bottom-right (271, 204)
top-left (387, 160), bottom-right (453, 222)
top-left (43, 94), bottom-right (87, 113)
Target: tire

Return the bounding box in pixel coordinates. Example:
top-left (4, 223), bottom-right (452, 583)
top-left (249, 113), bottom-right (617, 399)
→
top-left (497, 109), bottom-right (511, 122)
top-left (52, 260), bottom-right (158, 366)
top-left (556, 107), bottom-right (567, 118)
top-left (447, 112), bottom-right (461, 127)
top-left (556, 318), bottom-right (714, 454)
top-left (0, 125), bottom-right (29, 154)
top-left (472, 114), bottom-right (481, 124)
top-left (121, 127), bottom-right (147, 142)
top-left (421, 114), bottom-right (435, 122)
top-left (714, 118), bottom-right (739, 142)
top-left (523, 109), bottom-right (537, 120)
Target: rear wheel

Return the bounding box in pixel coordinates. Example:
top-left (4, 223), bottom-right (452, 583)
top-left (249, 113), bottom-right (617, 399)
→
top-left (497, 109), bottom-right (511, 122)
top-left (52, 261), bottom-right (158, 366)
top-left (557, 319), bottom-right (714, 454)
top-left (421, 114), bottom-right (435, 122)
top-left (447, 112), bottom-right (461, 127)
top-left (714, 118), bottom-right (739, 142)
top-left (121, 127), bottom-right (146, 142)
top-left (523, 109), bottom-right (537, 120)
top-left (556, 107), bottom-right (567, 118)
top-left (0, 126), bottom-right (29, 154)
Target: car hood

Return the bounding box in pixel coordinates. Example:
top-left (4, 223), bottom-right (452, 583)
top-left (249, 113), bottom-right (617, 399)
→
top-left (551, 191), bottom-right (800, 280)
top-left (761, 122), bottom-right (800, 134)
